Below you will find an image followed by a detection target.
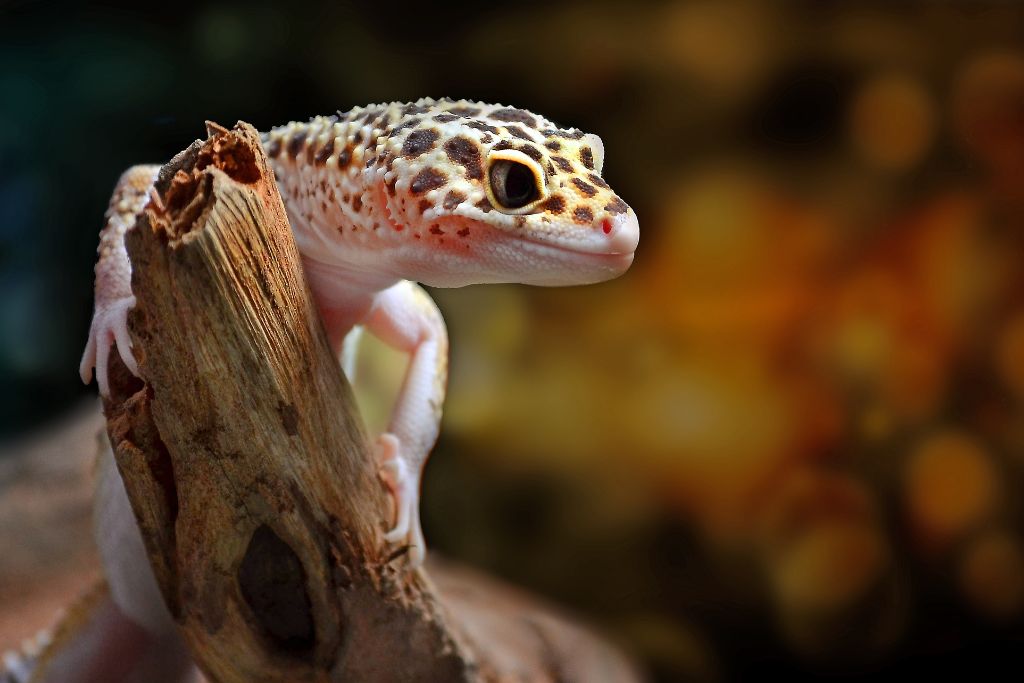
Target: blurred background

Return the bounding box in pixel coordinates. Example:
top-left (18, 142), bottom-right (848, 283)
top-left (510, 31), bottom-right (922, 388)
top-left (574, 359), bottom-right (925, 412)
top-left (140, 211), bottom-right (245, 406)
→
top-left (3, 0), bottom-right (1024, 680)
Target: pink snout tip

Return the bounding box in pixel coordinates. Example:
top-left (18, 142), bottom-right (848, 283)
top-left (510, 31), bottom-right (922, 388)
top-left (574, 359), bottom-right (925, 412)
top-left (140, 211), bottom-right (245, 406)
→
top-left (605, 210), bottom-right (639, 255)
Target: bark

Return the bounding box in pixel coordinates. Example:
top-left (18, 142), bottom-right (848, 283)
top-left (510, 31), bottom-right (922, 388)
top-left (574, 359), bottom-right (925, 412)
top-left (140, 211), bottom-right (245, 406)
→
top-left (101, 121), bottom-right (641, 683)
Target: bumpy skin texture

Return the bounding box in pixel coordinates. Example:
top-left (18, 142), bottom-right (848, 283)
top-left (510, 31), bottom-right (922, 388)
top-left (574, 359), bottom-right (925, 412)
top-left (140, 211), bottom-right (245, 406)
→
top-left (66, 98), bottom-right (639, 683)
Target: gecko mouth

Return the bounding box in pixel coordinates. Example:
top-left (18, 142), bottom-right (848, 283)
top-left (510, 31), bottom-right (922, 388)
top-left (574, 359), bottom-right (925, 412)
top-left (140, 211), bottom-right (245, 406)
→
top-left (463, 216), bottom-right (634, 261)
top-left (515, 235), bottom-right (636, 277)
top-left (527, 238), bottom-right (635, 261)
top-left (517, 210), bottom-right (639, 260)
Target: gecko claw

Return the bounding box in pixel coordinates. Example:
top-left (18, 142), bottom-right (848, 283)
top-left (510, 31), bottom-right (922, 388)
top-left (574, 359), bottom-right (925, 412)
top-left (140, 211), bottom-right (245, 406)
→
top-left (377, 434), bottom-right (426, 567)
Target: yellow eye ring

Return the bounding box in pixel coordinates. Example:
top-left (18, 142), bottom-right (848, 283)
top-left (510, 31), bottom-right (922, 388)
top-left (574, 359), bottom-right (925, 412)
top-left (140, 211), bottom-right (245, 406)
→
top-left (485, 149), bottom-right (548, 213)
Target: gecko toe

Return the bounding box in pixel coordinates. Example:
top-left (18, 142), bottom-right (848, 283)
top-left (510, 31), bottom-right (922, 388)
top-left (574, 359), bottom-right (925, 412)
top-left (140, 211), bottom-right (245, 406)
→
top-left (114, 324), bottom-right (139, 376)
top-left (79, 334), bottom-right (97, 384)
top-left (95, 331), bottom-right (112, 398)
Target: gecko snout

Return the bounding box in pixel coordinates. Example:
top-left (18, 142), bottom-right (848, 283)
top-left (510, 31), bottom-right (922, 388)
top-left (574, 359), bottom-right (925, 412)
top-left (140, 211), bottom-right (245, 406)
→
top-left (603, 210), bottom-right (639, 255)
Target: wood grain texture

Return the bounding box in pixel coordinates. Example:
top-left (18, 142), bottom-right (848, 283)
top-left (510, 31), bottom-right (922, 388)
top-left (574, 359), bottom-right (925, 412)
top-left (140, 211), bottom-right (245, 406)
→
top-left (98, 121), bottom-right (641, 682)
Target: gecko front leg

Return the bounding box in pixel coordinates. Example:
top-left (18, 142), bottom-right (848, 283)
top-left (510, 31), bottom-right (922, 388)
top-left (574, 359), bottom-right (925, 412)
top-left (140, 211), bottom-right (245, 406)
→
top-left (80, 165), bottom-right (159, 395)
top-left (361, 280), bottom-right (448, 567)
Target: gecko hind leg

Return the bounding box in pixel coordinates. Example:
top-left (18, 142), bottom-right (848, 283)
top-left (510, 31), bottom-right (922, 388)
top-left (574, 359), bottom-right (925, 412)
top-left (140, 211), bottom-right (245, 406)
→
top-left (376, 434), bottom-right (425, 567)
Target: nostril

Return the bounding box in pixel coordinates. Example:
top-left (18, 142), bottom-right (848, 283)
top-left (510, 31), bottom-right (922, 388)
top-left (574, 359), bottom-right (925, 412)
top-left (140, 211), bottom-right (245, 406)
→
top-left (602, 219), bottom-right (612, 234)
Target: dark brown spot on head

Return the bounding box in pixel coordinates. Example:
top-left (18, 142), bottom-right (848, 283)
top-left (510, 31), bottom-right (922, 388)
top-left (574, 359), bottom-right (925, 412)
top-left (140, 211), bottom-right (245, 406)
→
top-left (314, 138), bottom-right (334, 165)
top-left (541, 195), bottom-right (566, 214)
top-left (552, 156), bottom-right (573, 172)
top-left (429, 225), bottom-right (444, 235)
top-left (403, 103), bottom-right (429, 115)
top-left (457, 227), bottom-right (470, 237)
top-left (517, 144), bottom-right (543, 162)
top-left (410, 168), bottom-right (447, 195)
top-left (449, 106), bottom-right (481, 116)
top-left (352, 194), bottom-right (363, 212)
top-left (337, 146), bottom-right (352, 167)
top-left (605, 197), bottom-right (628, 214)
top-left (480, 133), bottom-right (493, 144)
top-left (391, 117), bottom-right (422, 135)
top-left (493, 140), bottom-right (514, 151)
top-left (545, 140), bottom-right (561, 151)
top-left (433, 113), bottom-right (459, 123)
top-left (588, 173), bottom-right (609, 189)
top-left (353, 131), bottom-right (364, 145)
top-left (443, 136), bottom-right (484, 180)
top-left (443, 190), bottom-right (466, 211)
top-left (475, 197), bottom-right (493, 213)
top-left (417, 199), bottom-right (433, 213)
top-left (571, 178), bottom-right (597, 197)
top-left (287, 132), bottom-right (307, 159)
top-left (491, 107), bottom-right (537, 127)
top-left (466, 120), bottom-right (501, 135)
top-left (401, 128), bottom-right (440, 158)
top-left (505, 125), bottom-right (534, 141)
top-left (580, 146), bottom-right (595, 170)
top-left (546, 161), bottom-right (556, 175)
top-left (514, 216), bottom-right (526, 228)
top-left (573, 206), bottom-right (594, 223)
top-left (560, 129), bottom-right (585, 140)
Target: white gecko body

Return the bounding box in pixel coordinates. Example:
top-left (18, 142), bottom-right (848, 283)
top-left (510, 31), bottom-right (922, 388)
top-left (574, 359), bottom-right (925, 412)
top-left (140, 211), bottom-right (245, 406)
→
top-left (14, 99), bottom-right (638, 682)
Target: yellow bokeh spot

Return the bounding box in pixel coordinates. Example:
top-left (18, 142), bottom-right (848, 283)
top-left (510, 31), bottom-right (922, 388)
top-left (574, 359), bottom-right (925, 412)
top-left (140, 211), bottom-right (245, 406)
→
top-left (959, 530), bottom-right (1024, 621)
top-left (770, 520), bottom-right (887, 614)
top-left (905, 431), bottom-right (999, 546)
top-left (995, 313), bottom-right (1024, 397)
top-left (849, 74), bottom-right (935, 170)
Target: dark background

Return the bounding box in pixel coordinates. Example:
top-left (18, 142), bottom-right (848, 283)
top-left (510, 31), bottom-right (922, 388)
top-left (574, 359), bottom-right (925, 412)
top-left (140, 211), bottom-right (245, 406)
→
top-left (3, 1), bottom-right (1024, 680)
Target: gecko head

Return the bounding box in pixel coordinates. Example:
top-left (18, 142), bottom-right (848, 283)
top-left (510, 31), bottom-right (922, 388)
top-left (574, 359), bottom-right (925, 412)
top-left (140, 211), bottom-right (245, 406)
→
top-left (370, 99), bottom-right (639, 287)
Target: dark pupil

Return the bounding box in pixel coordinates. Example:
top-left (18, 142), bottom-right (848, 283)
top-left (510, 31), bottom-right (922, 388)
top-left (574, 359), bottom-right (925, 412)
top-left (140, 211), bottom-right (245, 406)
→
top-left (491, 160), bottom-right (539, 208)
top-left (503, 163), bottom-right (535, 204)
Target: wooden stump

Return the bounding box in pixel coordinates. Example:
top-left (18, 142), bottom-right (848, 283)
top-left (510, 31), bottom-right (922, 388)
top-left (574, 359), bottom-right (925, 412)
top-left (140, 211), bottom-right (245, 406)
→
top-left (101, 121), bottom-right (641, 682)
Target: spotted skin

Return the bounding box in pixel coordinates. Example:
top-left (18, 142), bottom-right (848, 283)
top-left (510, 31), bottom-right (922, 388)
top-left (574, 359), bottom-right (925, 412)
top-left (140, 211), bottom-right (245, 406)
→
top-left (67, 98), bottom-right (639, 683)
top-left (261, 98), bottom-right (637, 287)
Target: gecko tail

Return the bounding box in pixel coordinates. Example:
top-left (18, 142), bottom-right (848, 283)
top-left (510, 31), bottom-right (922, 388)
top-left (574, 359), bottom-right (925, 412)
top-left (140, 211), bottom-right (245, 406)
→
top-left (2, 578), bottom-right (196, 683)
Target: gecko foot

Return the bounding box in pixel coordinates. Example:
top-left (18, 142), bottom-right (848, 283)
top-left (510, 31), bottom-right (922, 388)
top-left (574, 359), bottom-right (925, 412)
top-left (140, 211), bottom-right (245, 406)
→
top-left (376, 433), bottom-right (426, 567)
top-left (80, 296), bottom-right (139, 397)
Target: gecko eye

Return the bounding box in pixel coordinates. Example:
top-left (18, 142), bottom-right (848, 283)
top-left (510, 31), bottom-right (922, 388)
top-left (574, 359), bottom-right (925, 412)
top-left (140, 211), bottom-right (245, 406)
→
top-left (485, 149), bottom-right (547, 213)
top-left (490, 160), bottom-right (540, 209)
